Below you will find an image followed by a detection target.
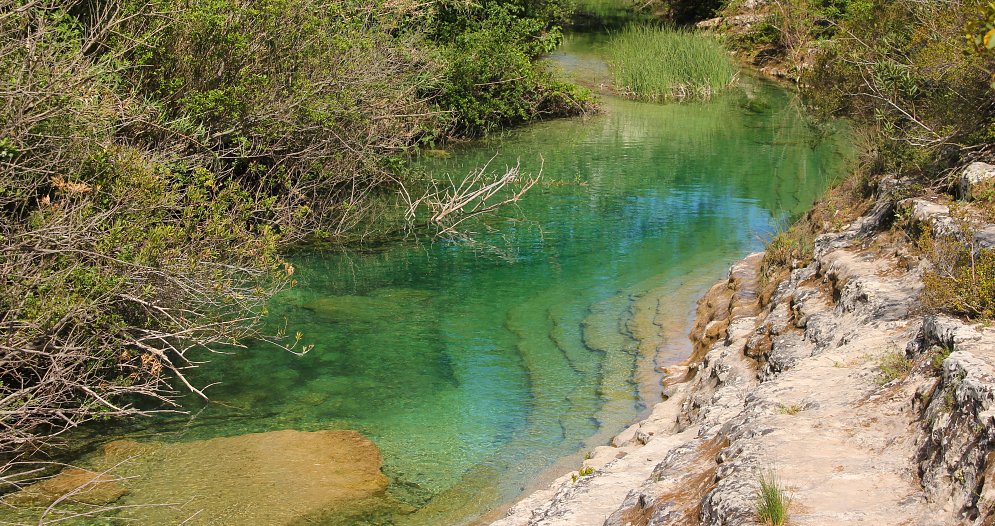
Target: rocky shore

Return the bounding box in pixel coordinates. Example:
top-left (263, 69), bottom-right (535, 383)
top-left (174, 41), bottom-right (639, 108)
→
top-left (492, 168), bottom-right (995, 525)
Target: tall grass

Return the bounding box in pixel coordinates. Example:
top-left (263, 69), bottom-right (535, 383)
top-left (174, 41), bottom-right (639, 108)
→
top-left (755, 469), bottom-right (790, 525)
top-left (606, 25), bottom-right (736, 102)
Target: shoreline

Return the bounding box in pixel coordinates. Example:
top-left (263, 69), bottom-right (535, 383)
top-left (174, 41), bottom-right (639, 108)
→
top-left (472, 263), bottom-right (727, 525)
top-left (487, 175), bottom-right (995, 525)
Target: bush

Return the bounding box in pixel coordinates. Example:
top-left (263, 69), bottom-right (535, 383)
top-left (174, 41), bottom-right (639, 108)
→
top-left (606, 26), bottom-right (736, 102)
top-left (806, 0), bottom-right (994, 182)
top-left (920, 222), bottom-right (995, 320)
top-left (125, 0), bottom-right (444, 240)
top-left (761, 225), bottom-right (815, 283)
top-left (719, 0), bottom-right (994, 189)
top-left (967, 0), bottom-right (995, 85)
top-left (429, 2), bottom-right (595, 135)
top-left (0, 2), bottom-right (306, 449)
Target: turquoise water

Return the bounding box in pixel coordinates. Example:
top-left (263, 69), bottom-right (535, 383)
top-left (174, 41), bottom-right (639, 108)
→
top-left (32, 38), bottom-right (852, 526)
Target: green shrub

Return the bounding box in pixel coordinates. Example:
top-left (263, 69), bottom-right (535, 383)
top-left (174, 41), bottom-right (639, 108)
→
top-left (920, 225), bottom-right (995, 320)
top-left (806, 0), bottom-right (994, 182)
top-left (430, 2), bottom-right (596, 135)
top-left (967, 0), bottom-right (995, 88)
top-left (755, 469), bottom-right (790, 526)
top-left (761, 224), bottom-right (815, 283)
top-left (571, 465), bottom-right (595, 481)
top-left (606, 26), bottom-right (736, 102)
top-left (0, 0), bottom-right (300, 446)
top-left (876, 348), bottom-right (913, 385)
top-left (717, 0), bottom-right (994, 187)
top-left (125, 0), bottom-right (443, 240)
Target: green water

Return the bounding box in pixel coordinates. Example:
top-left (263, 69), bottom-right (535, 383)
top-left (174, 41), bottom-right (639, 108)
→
top-left (24, 37), bottom-right (852, 525)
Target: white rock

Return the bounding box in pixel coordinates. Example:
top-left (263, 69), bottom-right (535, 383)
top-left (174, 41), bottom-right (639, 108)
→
top-left (957, 162), bottom-right (995, 201)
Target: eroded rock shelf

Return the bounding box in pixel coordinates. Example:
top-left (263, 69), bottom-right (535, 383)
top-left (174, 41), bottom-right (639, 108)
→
top-left (493, 174), bottom-right (995, 526)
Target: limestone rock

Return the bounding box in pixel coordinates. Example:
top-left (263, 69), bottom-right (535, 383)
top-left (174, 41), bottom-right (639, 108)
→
top-left (912, 316), bottom-right (995, 523)
top-left (724, 14), bottom-right (766, 28)
top-left (907, 198), bottom-right (958, 235)
top-left (696, 17), bottom-right (723, 30)
top-left (695, 13), bottom-right (767, 31)
top-left (957, 162), bottom-right (995, 201)
top-left (491, 200), bottom-right (983, 526)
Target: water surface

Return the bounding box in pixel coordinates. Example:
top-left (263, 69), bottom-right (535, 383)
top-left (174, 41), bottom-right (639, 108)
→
top-left (19, 38), bottom-right (852, 526)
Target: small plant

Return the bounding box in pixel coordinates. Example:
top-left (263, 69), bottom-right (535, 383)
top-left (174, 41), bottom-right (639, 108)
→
top-left (755, 469), bottom-right (790, 526)
top-left (930, 345), bottom-right (953, 373)
top-left (876, 348), bottom-right (912, 385)
top-left (942, 371), bottom-right (966, 412)
top-left (778, 403), bottom-right (803, 415)
top-left (571, 465), bottom-right (595, 483)
top-left (760, 224), bottom-right (815, 284)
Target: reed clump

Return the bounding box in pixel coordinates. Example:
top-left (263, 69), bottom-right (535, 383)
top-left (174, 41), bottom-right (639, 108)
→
top-left (606, 26), bottom-right (736, 102)
top-left (755, 469), bottom-right (790, 525)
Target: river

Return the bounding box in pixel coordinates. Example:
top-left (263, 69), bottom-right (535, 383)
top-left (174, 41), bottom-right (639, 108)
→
top-left (3, 31), bottom-right (853, 526)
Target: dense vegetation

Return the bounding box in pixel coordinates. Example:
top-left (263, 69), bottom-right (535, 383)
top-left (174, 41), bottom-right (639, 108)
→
top-left (652, 0), bottom-right (995, 160)
top-left (655, 0), bottom-right (995, 319)
top-left (606, 26), bottom-right (736, 101)
top-left (0, 0), bottom-right (592, 455)
top-left (790, 0), bottom-right (995, 319)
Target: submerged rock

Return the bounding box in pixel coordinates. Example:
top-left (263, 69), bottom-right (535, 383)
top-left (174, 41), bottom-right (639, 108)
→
top-left (3, 468), bottom-right (128, 507)
top-left (492, 180), bottom-right (986, 525)
top-left (93, 429), bottom-right (393, 525)
top-left (422, 149), bottom-right (451, 158)
top-left (303, 295), bottom-right (403, 323)
top-left (301, 288), bottom-right (432, 325)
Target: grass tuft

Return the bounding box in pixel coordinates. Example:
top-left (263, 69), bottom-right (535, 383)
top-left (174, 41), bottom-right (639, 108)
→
top-left (755, 469), bottom-right (790, 526)
top-left (606, 25), bottom-right (736, 102)
top-left (875, 348), bottom-right (912, 386)
top-left (930, 345), bottom-right (952, 373)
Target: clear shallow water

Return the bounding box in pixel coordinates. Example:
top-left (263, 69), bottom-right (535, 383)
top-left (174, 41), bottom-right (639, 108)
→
top-left (27, 39), bottom-right (852, 526)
